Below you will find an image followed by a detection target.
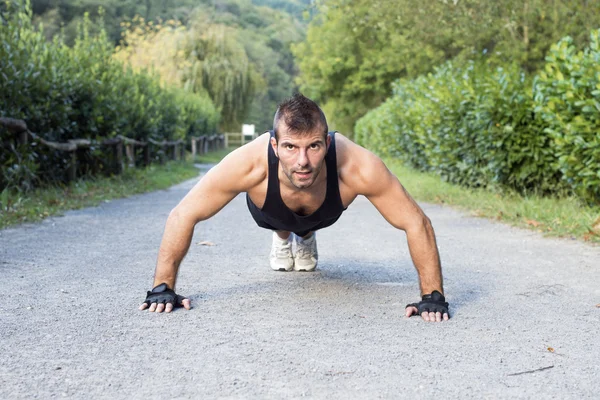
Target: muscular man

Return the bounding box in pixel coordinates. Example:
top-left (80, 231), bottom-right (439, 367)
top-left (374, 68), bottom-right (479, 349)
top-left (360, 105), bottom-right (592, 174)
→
top-left (140, 94), bottom-right (450, 322)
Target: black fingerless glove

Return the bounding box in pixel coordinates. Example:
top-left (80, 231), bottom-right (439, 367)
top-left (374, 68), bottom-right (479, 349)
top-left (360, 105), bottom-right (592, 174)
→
top-left (406, 290), bottom-right (449, 315)
top-left (144, 283), bottom-right (186, 307)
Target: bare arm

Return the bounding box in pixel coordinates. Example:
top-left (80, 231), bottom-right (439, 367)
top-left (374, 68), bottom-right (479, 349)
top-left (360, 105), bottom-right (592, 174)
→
top-left (149, 139), bottom-right (266, 292)
top-left (347, 147), bottom-right (444, 297)
top-left (152, 171), bottom-right (238, 291)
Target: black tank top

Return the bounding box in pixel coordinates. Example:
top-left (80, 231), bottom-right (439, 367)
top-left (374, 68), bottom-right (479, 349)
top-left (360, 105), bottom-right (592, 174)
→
top-left (246, 130), bottom-right (347, 236)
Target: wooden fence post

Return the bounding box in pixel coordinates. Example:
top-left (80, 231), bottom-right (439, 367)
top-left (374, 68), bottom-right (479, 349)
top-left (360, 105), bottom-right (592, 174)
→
top-left (125, 143), bottom-right (135, 168)
top-left (160, 144), bottom-right (166, 164)
top-left (191, 137), bottom-right (197, 157)
top-left (115, 140), bottom-right (124, 174)
top-left (68, 150), bottom-right (77, 182)
top-left (143, 144), bottom-right (150, 166)
top-left (17, 130), bottom-right (28, 146)
top-left (173, 143), bottom-right (179, 161)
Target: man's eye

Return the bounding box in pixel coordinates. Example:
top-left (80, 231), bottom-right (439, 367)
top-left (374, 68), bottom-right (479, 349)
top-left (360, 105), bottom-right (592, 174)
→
top-left (286, 145), bottom-right (294, 150)
top-left (310, 144), bottom-right (320, 149)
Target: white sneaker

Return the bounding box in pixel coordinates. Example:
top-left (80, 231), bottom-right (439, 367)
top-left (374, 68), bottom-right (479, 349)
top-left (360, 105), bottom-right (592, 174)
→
top-left (270, 233), bottom-right (294, 271)
top-left (294, 233), bottom-right (318, 271)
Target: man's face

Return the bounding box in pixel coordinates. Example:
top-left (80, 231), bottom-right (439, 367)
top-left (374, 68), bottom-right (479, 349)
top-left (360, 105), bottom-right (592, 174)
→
top-left (271, 125), bottom-right (330, 190)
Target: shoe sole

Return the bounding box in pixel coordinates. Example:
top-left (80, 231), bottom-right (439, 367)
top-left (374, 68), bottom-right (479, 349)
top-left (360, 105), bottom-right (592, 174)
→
top-left (293, 264), bottom-right (317, 272)
top-left (271, 267), bottom-right (313, 272)
top-left (271, 265), bottom-right (293, 272)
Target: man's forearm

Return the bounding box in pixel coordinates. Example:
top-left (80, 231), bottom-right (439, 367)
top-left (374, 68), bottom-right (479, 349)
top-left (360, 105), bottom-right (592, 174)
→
top-left (152, 209), bottom-right (196, 290)
top-left (405, 217), bottom-right (444, 296)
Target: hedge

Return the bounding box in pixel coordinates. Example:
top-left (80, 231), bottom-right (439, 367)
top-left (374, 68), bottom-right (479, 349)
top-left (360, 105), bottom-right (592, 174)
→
top-left (0, 2), bottom-right (219, 191)
top-left (356, 30), bottom-right (600, 204)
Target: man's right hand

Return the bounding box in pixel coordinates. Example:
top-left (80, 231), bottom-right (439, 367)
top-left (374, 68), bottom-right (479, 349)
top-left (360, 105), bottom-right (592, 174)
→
top-left (139, 283), bottom-right (192, 313)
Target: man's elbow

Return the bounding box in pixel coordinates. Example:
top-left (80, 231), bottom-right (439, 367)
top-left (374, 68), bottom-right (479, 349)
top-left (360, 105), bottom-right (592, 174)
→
top-left (404, 214), bottom-right (433, 235)
top-left (168, 206), bottom-right (201, 227)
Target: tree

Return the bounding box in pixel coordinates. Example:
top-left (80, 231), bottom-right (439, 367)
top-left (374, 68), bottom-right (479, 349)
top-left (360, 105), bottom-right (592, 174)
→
top-left (29, 0), bottom-right (309, 131)
top-left (181, 21), bottom-right (262, 131)
top-left (293, 0), bottom-right (600, 135)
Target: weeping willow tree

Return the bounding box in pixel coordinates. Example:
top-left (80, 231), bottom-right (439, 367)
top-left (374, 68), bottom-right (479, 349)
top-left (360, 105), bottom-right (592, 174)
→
top-left (113, 16), bottom-right (189, 89)
top-left (114, 15), bottom-right (264, 131)
top-left (182, 22), bottom-right (264, 131)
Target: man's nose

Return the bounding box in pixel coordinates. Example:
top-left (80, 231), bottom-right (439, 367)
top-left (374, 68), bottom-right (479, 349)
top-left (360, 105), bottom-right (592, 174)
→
top-left (297, 148), bottom-right (309, 166)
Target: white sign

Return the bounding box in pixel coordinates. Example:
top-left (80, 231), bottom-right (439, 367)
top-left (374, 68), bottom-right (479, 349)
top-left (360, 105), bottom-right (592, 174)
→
top-left (242, 124), bottom-right (255, 137)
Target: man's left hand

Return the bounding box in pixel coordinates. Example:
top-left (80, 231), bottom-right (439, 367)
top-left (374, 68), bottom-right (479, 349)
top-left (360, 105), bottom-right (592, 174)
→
top-left (405, 290), bottom-right (449, 322)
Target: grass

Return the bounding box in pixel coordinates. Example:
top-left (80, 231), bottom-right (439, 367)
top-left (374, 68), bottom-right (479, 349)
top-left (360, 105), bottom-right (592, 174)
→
top-left (387, 159), bottom-right (600, 245)
top-left (193, 147), bottom-right (236, 164)
top-left (0, 160), bottom-right (201, 230)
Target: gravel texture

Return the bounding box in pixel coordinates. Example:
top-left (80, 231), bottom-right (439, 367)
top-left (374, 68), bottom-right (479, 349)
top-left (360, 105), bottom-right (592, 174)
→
top-left (1, 166), bottom-right (599, 399)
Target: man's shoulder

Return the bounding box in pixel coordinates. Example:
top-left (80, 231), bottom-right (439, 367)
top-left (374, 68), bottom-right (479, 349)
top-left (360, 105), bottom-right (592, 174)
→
top-left (334, 132), bottom-right (380, 171)
top-left (209, 132), bottom-right (269, 192)
top-left (334, 132), bottom-right (388, 193)
top-left (223, 131), bottom-right (269, 163)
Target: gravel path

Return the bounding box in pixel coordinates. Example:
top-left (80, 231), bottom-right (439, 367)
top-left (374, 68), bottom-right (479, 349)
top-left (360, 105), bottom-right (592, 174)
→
top-left (1, 166), bottom-right (599, 399)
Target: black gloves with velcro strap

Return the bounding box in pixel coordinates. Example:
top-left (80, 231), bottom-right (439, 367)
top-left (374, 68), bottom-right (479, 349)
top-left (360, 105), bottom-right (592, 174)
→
top-left (144, 283), bottom-right (186, 308)
top-left (406, 290), bottom-right (449, 315)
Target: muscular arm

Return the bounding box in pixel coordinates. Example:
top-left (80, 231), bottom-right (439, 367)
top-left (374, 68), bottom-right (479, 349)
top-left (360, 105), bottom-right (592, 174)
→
top-left (151, 138), bottom-right (266, 291)
top-left (152, 167), bottom-right (238, 291)
top-left (343, 144), bottom-right (444, 296)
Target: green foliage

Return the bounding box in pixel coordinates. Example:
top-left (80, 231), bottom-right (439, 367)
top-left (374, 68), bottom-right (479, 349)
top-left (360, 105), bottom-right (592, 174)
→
top-left (182, 22), bottom-right (260, 132)
top-left (0, 1), bottom-right (218, 191)
top-left (30, 0), bottom-right (201, 45)
top-left (252, 0), bottom-right (311, 20)
top-left (357, 61), bottom-right (560, 192)
top-left (182, 0), bottom-right (306, 131)
top-left (356, 31), bottom-right (600, 204)
top-left (29, 0), bottom-right (309, 132)
top-left (533, 31), bottom-right (600, 202)
top-left (295, 0), bottom-right (600, 135)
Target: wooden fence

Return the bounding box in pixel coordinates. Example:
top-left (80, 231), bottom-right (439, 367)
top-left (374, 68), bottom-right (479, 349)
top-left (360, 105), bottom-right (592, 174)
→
top-left (190, 134), bottom-right (226, 157)
top-left (224, 131), bottom-right (258, 147)
top-left (0, 117), bottom-right (225, 183)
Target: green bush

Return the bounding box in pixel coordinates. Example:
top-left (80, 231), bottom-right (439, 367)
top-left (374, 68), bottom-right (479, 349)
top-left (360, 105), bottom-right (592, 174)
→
top-left (355, 83), bottom-right (430, 172)
top-left (357, 61), bottom-right (561, 193)
top-left (0, 1), bottom-right (219, 191)
top-left (533, 31), bottom-right (600, 202)
top-left (357, 30), bottom-right (600, 204)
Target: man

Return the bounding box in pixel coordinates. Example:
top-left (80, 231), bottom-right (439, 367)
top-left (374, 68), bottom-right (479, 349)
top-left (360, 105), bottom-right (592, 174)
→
top-left (140, 94), bottom-right (450, 322)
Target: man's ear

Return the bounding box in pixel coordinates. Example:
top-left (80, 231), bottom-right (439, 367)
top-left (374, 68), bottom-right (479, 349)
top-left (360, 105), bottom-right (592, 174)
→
top-left (270, 136), bottom-right (278, 158)
top-left (326, 133), bottom-right (332, 151)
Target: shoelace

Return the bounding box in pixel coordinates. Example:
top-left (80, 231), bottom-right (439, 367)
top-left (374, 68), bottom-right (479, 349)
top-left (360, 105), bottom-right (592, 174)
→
top-left (295, 240), bottom-right (316, 258)
top-left (273, 242), bottom-right (292, 258)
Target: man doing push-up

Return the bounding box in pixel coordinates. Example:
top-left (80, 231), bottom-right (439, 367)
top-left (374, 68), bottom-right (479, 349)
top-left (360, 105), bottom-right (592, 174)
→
top-left (140, 93), bottom-right (450, 322)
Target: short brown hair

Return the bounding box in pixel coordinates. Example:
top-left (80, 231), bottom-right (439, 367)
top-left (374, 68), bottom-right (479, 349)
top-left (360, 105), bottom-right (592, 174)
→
top-left (273, 93), bottom-right (328, 140)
